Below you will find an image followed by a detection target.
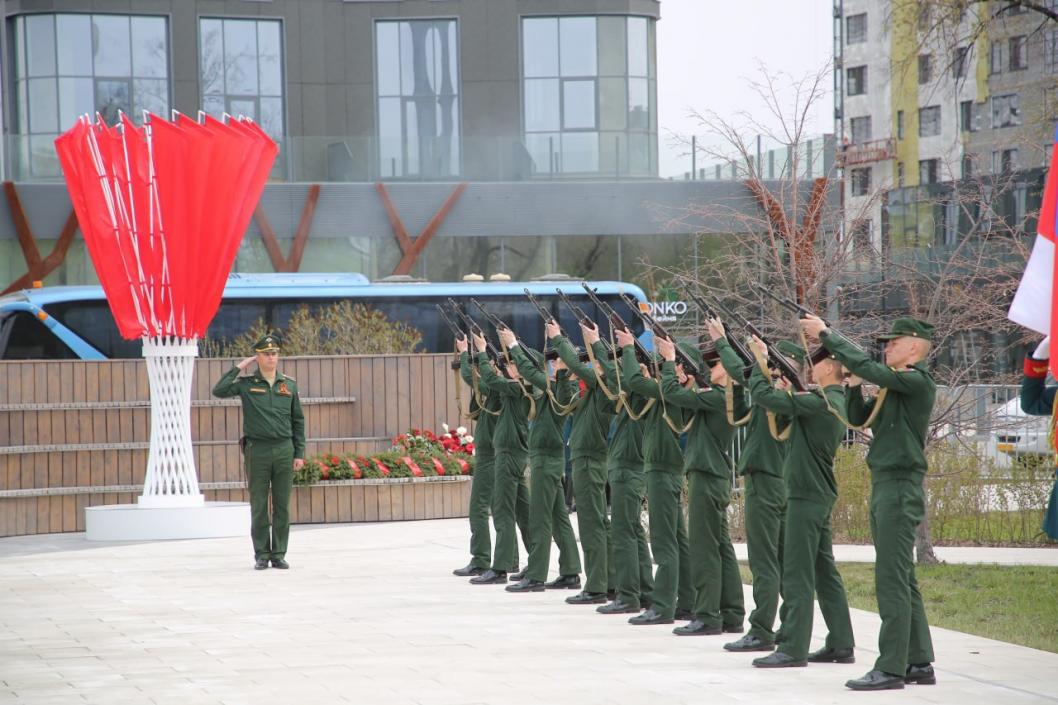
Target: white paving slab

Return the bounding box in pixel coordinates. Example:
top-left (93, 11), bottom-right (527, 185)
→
top-left (1, 518), bottom-right (1056, 705)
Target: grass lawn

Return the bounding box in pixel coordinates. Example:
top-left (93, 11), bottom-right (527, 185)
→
top-left (738, 561), bottom-right (1058, 654)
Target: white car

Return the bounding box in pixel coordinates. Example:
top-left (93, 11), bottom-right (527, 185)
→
top-left (986, 396), bottom-right (1052, 468)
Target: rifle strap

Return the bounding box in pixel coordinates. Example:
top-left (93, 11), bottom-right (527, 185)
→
top-left (749, 339), bottom-right (792, 442)
top-left (499, 338), bottom-right (538, 421)
top-left (586, 333), bottom-right (622, 403)
top-left (797, 327), bottom-right (889, 430)
top-left (471, 363), bottom-right (501, 417)
top-left (724, 382), bottom-right (753, 427)
top-left (653, 353), bottom-right (694, 434)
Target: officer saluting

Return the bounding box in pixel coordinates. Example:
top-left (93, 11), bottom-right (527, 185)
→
top-left (212, 333), bottom-right (306, 570)
top-left (802, 315), bottom-right (937, 691)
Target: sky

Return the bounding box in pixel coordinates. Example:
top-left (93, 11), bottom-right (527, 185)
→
top-left (656, 0), bottom-right (836, 178)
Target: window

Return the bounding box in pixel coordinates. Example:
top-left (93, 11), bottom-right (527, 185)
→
top-left (897, 162), bottom-right (905, 187)
top-left (847, 66), bottom-right (867, 96)
top-left (847, 13), bottom-right (867, 44)
top-left (200, 18), bottom-right (284, 140)
top-left (897, 110), bottom-right (904, 139)
top-left (919, 158), bottom-right (939, 184)
top-left (522, 15), bottom-right (657, 176)
top-left (12, 13), bottom-right (170, 178)
top-left (953, 46), bottom-right (969, 79)
top-left (374, 19), bottom-right (460, 178)
top-left (959, 101), bottom-right (973, 132)
top-left (991, 93), bottom-right (1021, 128)
top-left (0, 312), bottom-right (78, 359)
top-left (918, 54), bottom-right (932, 84)
top-left (917, 6), bottom-right (931, 32)
top-left (961, 154), bottom-right (974, 179)
top-left (1047, 30), bottom-right (1058, 74)
top-left (849, 115), bottom-right (872, 144)
top-left (850, 167), bottom-right (871, 196)
top-left (1046, 87), bottom-right (1058, 121)
top-left (919, 106), bottom-right (941, 137)
top-left (992, 149), bottom-right (1018, 174)
top-left (990, 40), bottom-right (1003, 74)
top-left (1009, 35), bottom-right (1028, 70)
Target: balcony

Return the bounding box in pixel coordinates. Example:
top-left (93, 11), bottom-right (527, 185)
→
top-left (837, 138), bottom-right (895, 167)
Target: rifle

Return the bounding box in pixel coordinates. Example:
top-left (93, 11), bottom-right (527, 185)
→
top-left (574, 284), bottom-right (651, 366)
top-left (555, 288), bottom-right (629, 364)
top-left (470, 297), bottom-right (559, 363)
top-left (523, 289), bottom-right (589, 363)
top-left (754, 284), bottom-right (866, 354)
top-left (616, 292), bottom-right (708, 386)
top-left (446, 298), bottom-right (507, 369)
top-left (708, 296), bottom-right (806, 392)
top-left (688, 293), bottom-right (756, 366)
top-left (436, 303), bottom-right (467, 370)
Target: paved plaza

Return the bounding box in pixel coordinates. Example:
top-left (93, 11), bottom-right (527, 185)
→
top-left (2, 518), bottom-right (1057, 705)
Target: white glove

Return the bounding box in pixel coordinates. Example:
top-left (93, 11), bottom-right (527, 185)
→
top-left (1032, 336), bottom-right (1050, 360)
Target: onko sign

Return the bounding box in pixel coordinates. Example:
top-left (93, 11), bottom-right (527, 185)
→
top-left (648, 300), bottom-right (688, 323)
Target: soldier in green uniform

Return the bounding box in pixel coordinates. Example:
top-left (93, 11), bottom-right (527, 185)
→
top-left (615, 327), bottom-right (695, 625)
top-left (712, 328), bottom-right (797, 652)
top-left (580, 323), bottom-right (655, 615)
top-left (745, 334), bottom-right (855, 669)
top-left (212, 334), bottom-right (305, 570)
top-left (468, 332), bottom-right (533, 584)
top-left (803, 315), bottom-right (937, 690)
top-left (451, 337), bottom-right (530, 577)
top-left (548, 321), bottom-right (616, 604)
top-left (500, 328), bottom-right (583, 592)
top-left (657, 337), bottom-right (747, 636)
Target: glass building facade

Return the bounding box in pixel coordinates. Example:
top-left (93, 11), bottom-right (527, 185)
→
top-left (521, 15), bottom-right (656, 176)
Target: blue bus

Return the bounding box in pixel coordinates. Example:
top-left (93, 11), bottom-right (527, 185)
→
top-left (0, 273), bottom-right (651, 360)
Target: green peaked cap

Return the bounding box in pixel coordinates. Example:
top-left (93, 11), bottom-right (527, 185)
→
top-left (877, 317), bottom-right (934, 342)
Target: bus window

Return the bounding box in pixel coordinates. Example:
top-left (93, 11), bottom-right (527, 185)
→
top-left (46, 301), bottom-right (140, 358)
top-left (271, 299), bottom-right (339, 331)
top-left (204, 300), bottom-right (269, 344)
top-left (363, 298), bottom-right (436, 353)
top-left (1, 311), bottom-right (78, 359)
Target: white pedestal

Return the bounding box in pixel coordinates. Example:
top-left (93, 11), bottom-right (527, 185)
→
top-left (85, 502), bottom-right (250, 541)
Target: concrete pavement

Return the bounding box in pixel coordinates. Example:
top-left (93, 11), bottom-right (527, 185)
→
top-left (1, 518), bottom-right (1056, 705)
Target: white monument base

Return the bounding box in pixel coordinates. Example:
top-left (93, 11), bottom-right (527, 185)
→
top-left (85, 502), bottom-right (250, 541)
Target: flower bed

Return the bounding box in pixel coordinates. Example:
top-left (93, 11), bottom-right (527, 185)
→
top-left (294, 425), bottom-right (475, 486)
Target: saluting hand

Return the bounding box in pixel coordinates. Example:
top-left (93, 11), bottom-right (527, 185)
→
top-left (236, 356), bottom-right (256, 371)
top-left (581, 322), bottom-right (600, 345)
top-left (800, 314), bottom-right (827, 340)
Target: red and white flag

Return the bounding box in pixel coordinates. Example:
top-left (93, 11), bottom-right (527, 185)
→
top-left (1009, 126), bottom-right (1058, 378)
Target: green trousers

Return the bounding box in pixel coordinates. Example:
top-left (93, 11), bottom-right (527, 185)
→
top-left (645, 471), bottom-right (695, 619)
top-left (490, 451), bottom-right (531, 571)
top-left (526, 453), bottom-right (582, 581)
top-left (468, 453), bottom-right (495, 569)
top-left (744, 471), bottom-right (789, 641)
top-left (870, 479), bottom-right (935, 675)
top-left (778, 498), bottom-right (855, 660)
top-left (572, 455), bottom-right (612, 594)
top-left (687, 473), bottom-right (745, 628)
top-left (610, 466), bottom-right (653, 608)
top-left (245, 438), bottom-right (293, 560)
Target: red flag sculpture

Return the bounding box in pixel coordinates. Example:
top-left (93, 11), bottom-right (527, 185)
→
top-left (55, 112), bottom-right (277, 507)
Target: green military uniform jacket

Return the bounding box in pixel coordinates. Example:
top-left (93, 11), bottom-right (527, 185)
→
top-left (715, 338), bottom-right (788, 477)
top-left (619, 348), bottom-right (685, 473)
top-left (821, 332), bottom-right (935, 483)
top-left (747, 366), bottom-right (845, 503)
top-left (552, 335), bottom-right (615, 462)
top-left (660, 367), bottom-right (745, 478)
top-left (460, 351), bottom-right (501, 456)
top-left (591, 340), bottom-right (648, 472)
top-left (212, 365), bottom-right (306, 458)
top-left (476, 352), bottom-right (531, 456)
top-left (509, 344), bottom-right (577, 457)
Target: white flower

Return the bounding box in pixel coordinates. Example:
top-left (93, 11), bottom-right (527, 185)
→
top-left (456, 426), bottom-right (467, 436)
top-left (442, 423), bottom-right (450, 433)
top-left (442, 433), bottom-right (452, 440)
top-left (464, 435), bottom-right (474, 443)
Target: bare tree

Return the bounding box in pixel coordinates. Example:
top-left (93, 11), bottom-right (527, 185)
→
top-left (654, 62), bottom-right (1039, 561)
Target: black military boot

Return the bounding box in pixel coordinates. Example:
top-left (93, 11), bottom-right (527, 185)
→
top-left (469, 569), bottom-right (507, 585)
